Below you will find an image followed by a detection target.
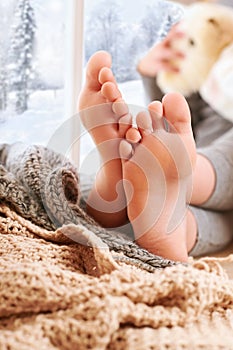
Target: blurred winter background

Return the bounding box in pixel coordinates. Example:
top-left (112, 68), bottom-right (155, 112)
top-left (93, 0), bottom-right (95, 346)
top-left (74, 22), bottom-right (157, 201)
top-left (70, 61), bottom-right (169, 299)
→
top-left (0, 0), bottom-right (183, 165)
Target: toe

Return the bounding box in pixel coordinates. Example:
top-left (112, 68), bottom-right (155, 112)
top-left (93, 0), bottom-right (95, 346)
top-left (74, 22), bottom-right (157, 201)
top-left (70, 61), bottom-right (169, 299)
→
top-left (85, 51), bottom-right (112, 91)
top-left (118, 114), bottom-right (132, 138)
top-left (162, 92), bottom-right (192, 134)
top-left (136, 110), bottom-right (153, 136)
top-left (101, 81), bottom-right (122, 102)
top-left (99, 67), bottom-right (116, 85)
top-left (112, 99), bottom-right (129, 117)
top-left (119, 140), bottom-right (134, 162)
top-left (148, 101), bottom-right (164, 130)
top-left (126, 128), bottom-right (141, 144)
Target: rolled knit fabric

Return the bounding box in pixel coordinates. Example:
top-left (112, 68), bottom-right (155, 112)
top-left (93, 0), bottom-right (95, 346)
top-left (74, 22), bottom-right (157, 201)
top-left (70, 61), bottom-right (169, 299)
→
top-left (1, 206), bottom-right (233, 350)
top-left (0, 142), bottom-right (178, 271)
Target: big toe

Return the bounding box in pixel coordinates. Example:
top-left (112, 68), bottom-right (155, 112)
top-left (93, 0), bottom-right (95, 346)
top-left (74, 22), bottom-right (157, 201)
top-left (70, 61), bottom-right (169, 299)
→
top-left (86, 51), bottom-right (112, 90)
top-left (162, 92), bottom-right (192, 134)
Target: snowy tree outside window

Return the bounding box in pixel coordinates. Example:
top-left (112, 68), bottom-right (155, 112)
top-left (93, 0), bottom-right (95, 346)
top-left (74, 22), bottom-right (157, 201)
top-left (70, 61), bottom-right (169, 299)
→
top-left (0, 0), bottom-right (66, 145)
top-left (7, 0), bottom-right (36, 114)
top-left (85, 0), bottom-right (183, 83)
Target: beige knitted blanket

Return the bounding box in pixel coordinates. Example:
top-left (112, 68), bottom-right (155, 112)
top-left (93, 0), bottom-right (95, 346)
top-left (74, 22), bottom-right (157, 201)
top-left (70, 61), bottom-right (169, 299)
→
top-left (1, 203), bottom-right (233, 350)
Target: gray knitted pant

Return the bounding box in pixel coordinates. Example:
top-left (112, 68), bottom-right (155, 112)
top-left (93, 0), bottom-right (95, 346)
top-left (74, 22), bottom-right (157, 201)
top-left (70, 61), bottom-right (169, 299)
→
top-left (190, 127), bottom-right (233, 256)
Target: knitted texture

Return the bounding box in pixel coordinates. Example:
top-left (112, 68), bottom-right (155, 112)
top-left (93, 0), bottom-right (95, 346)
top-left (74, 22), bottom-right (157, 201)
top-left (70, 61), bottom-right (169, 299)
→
top-left (1, 142), bottom-right (233, 349)
top-left (1, 204), bottom-right (233, 349)
top-left (0, 142), bottom-right (178, 271)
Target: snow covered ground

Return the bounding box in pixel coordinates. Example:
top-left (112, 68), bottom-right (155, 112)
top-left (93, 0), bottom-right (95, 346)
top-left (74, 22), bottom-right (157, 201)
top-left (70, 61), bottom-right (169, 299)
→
top-left (1, 89), bottom-right (66, 146)
top-left (0, 79), bottom-right (146, 170)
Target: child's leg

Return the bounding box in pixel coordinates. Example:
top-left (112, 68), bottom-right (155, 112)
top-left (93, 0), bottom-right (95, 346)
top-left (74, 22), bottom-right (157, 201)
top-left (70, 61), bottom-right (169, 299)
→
top-left (188, 127), bottom-right (233, 256)
top-left (78, 51), bottom-right (131, 228)
top-left (194, 127), bottom-right (233, 211)
top-left (120, 93), bottom-right (196, 262)
top-left (188, 207), bottom-right (233, 256)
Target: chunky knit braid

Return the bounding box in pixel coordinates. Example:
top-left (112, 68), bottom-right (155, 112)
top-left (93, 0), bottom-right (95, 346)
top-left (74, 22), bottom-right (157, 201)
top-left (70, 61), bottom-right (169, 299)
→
top-left (0, 142), bottom-right (178, 271)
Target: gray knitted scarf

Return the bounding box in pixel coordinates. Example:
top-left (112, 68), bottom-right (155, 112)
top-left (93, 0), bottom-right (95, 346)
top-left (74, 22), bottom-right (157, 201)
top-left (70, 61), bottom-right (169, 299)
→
top-left (0, 142), bottom-right (179, 272)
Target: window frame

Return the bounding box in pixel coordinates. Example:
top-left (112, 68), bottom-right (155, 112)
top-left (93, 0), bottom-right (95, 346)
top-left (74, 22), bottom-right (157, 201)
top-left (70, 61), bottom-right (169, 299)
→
top-left (65, 0), bottom-right (84, 168)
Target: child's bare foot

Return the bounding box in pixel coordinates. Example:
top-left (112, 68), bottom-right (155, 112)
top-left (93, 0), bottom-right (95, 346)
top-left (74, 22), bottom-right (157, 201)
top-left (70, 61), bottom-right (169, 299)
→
top-left (78, 51), bottom-right (131, 227)
top-left (120, 93), bottom-right (196, 262)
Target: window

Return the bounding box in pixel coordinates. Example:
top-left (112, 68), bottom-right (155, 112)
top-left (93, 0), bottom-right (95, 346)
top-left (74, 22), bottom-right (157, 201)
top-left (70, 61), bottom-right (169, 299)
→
top-left (80, 0), bottom-right (184, 171)
top-left (0, 0), bottom-right (68, 146)
top-left (0, 0), bottom-right (183, 170)
top-left (84, 0), bottom-right (183, 94)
